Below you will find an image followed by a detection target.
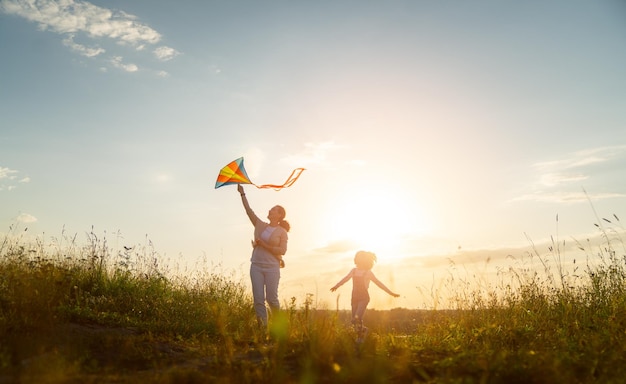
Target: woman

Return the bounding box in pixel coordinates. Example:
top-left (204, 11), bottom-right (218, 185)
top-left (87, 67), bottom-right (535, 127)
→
top-left (237, 184), bottom-right (289, 327)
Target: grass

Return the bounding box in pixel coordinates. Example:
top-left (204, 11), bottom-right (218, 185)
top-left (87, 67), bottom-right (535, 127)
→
top-left (1, 215), bottom-right (626, 383)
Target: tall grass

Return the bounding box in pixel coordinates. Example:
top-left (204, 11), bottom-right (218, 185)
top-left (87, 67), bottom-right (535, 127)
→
top-left (1, 213), bottom-right (626, 383)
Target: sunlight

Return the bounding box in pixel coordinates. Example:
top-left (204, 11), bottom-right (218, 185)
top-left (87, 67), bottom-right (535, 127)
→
top-left (326, 187), bottom-right (431, 260)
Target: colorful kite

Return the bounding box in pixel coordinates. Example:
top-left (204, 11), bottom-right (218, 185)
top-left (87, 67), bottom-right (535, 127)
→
top-left (215, 157), bottom-right (305, 190)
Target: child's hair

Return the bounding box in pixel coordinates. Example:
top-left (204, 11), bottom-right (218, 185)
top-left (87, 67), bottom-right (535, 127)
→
top-left (354, 251), bottom-right (377, 270)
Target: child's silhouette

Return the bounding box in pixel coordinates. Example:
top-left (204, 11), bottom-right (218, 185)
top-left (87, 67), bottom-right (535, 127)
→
top-left (331, 250), bottom-right (399, 342)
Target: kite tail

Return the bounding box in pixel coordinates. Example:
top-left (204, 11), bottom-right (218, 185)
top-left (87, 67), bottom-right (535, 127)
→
top-left (254, 168), bottom-right (306, 190)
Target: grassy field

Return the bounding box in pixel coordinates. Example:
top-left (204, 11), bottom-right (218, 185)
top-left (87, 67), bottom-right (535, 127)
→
top-left (1, 218), bottom-right (626, 383)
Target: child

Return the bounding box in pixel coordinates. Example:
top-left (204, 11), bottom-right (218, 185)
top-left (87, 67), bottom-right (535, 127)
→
top-left (330, 250), bottom-right (400, 342)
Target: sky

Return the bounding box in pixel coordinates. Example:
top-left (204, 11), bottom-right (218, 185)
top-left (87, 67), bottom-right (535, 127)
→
top-left (1, 0), bottom-right (626, 311)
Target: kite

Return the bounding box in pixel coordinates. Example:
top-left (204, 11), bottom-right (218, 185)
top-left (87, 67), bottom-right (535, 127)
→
top-left (215, 157), bottom-right (305, 190)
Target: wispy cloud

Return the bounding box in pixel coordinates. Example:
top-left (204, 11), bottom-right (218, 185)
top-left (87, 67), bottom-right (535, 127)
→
top-left (1, 0), bottom-right (179, 71)
top-left (62, 34), bottom-right (105, 57)
top-left (408, 226), bottom-right (626, 271)
top-left (312, 239), bottom-right (359, 255)
top-left (513, 145), bottom-right (626, 203)
top-left (110, 56), bottom-right (138, 72)
top-left (208, 64), bottom-right (221, 75)
top-left (0, 166), bottom-right (29, 191)
top-left (281, 141), bottom-right (345, 168)
top-left (512, 191), bottom-right (624, 204)
top-left (533, 146), bottom-right (625, 175)
top-left (539, 172), bottom-right (588, 187)
top-left (0, 166), bottom-right (18, 179)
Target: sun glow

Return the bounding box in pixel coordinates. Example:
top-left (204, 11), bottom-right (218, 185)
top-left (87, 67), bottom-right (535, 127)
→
top-left (326, 187), bottom-right (430, 260)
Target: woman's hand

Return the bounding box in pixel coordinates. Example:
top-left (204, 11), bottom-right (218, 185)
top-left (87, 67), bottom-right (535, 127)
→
top-left (255, 238), bottom-right (266, 249)
top-left (237, 184), bottom-right (244, 194)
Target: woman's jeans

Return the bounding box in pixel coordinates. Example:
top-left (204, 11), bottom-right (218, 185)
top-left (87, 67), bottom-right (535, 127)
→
top-left (250, 263), bottom-right (280, 325)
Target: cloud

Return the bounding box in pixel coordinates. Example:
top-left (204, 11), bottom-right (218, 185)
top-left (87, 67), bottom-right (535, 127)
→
top-left (16, 213), bottom-right (37, 223)
top-left (403, 231), bottom-right (616, 270)
top-left (534, 147), bottom-right (622, 175)
top-left (208, 64), bottom-right (221, 75)
top-left (153, 46), bottom-right (179, 61)
top-left (312, 239), bottom-right (360, 255)
top-left (539, 172), bottom-right (587, 187)
top-left (281, 141), bottom-right (345, 168)
top-left (514, 145), bottom-right (626, 203)
top-left (0, 166), bottom-right (28, 191)
top-left (62, 34), bottom-right (104, 57)
top-left (0, 166), bottom-right (18, 179)
top-left (1, 0), bottom-right (179, 71)
top-left (512, 191), bottom-right (625, 204)
top-left (110, 56), bottom-right (138, 72)
top-left (1, 0), bottom-right (160, 45)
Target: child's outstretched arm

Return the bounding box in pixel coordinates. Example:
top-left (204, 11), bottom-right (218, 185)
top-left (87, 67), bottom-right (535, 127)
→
top-left (330, 269), bottom-right (354, 292)
top-left (369, 271), bottom-right (400, 297)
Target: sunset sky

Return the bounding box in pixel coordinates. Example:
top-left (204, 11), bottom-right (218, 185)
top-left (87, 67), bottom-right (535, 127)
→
top-left (2, 0), bottom-right (625, 310)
